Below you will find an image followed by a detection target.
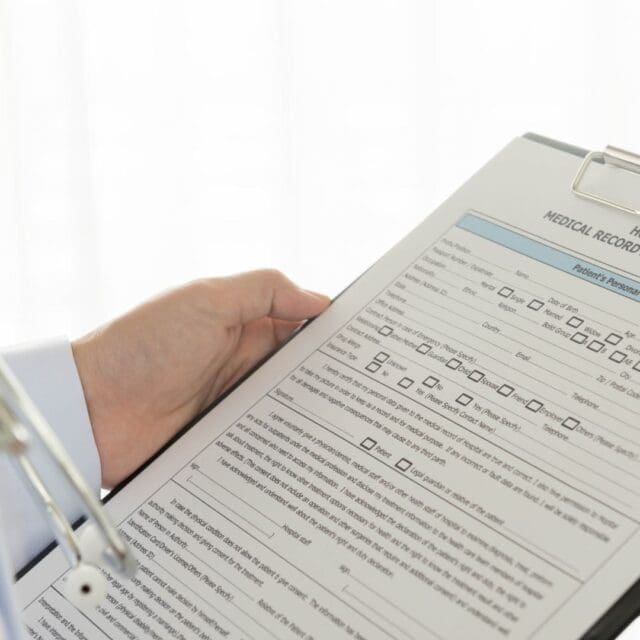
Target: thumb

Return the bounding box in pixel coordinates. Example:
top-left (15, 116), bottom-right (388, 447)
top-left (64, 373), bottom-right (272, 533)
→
top-left (209, 269), bottom-right (330, 326)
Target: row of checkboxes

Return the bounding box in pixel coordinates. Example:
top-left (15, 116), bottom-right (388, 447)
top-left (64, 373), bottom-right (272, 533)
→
top-left (506, 299), bottom-right (628, 358)
top-left (497, 287), bottom-right (545, 312)
top-left (365, 343), bottom-right (433, 372)
top-left (381, 317), bottom-right (618, 347)
top-left (563, 317), bottom-right (634, 367)
top-left (370, 331), bottom-right (589, 432)
top-left (393, 375), bottom-right (580, 429)
top-left (433, 371), bottom-right (583, 429)
top-left (360, 438), bottom-right (413, 471)
top-left (378, 319), bottom-right (628, 367)
top-left (369, 347), bottom-right (635, 380)
top-left (377, 327), bottom-right (436, 354)
top-left (493, 381), bottom-right (542, 411)
top-left (426, 368), bottom-right (483, 383)
top-left (570, 332), bottom-right (608, 353)
top-left (366, 350), bottom-right (389, 373)
top-left (511, 303), bottom-right (628, 355)
top-left (378, 317), bottom-right (633, 369)
top-left (366, 361), bottom-right (583, 434)
top-left (394, 363), bottom-right (485, 393)
top-left (567, 319), bottom-right (636, 366)
top-left (566, 316), bottom-right (623, 345)
top-left (369, 348), bottom-right (543, 409)
top-left (404, 373), bottom-right (526, 411)
top-left (400, 375), bottom-right (441, 389)
top-left (493, 295), bottom-right (632, 368)
top-left (568, 333), bottom-right (634, 365)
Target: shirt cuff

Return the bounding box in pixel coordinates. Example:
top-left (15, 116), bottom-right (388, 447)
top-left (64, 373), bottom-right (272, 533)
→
top-left (0, 338), bottom-right (101, 573)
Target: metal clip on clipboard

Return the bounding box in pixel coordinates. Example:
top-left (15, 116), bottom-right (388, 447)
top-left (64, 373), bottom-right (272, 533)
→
top-left (572, 145), bottom-right (640, 216)
top-left (0, 356), bottom-right (137, 609)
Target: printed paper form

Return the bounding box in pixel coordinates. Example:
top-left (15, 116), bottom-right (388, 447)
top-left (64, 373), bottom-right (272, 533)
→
top-left (16, 137), bottom-right (640, 639)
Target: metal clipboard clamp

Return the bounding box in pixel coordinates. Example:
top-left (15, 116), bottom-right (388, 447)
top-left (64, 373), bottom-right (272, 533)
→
top-left (559, 139), bottom-right (640, 640)
top-left (571, 145), bottom-right (640, 216)
top-left (0, 355), bottom-right (137, 610)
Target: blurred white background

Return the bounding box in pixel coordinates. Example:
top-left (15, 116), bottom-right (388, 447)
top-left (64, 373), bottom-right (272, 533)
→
top-left (1, 0), bottom-right (639, 346)
top-left (1, 1), bottom-right (640, 636)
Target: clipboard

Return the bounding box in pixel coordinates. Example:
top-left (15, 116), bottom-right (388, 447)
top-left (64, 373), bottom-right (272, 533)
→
top-left (14, 133), bottom-right (640, 640)
top-left (522, 133), bottom-right (640, 640)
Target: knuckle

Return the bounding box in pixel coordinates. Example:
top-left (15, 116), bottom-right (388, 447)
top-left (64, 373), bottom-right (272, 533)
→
top-left (187, 278), bottom-right (225, 308)
top-left (256, 268), bottom-right (289, 287)
top-left (189, 277), bottom-right (216, 296)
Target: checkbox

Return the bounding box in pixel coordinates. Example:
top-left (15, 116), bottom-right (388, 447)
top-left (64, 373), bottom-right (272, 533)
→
top-left (606, 333), bottom-right (622, 346)
top-left (423, 376), bottom-right (439, 388)
top-left (398, 377), bottom-right (414, 389)
top-left (526, 399), bottom-right (543, 412)
top-left (395, 458), bottom-right (412, 472)
top-left (566, 316), bottom-right (583, 329)
top-left (561, 417), bottom-right (580, 430)
top-left (498, 384), bottom-right (514, 397)
top-left (587, 340), bottom-right (604, 353)
top-left (528, 299), bottom-right (544, 311)
top-left (379, 325), bottom-right (393, 336)
top-left (374, 351), bottom-right (389, 363)
top-left (610, 351), bottom-right (626, 364)
top-left (456, 393), bottom-right (473, 406)
top-left (416, 343), bottom-right (432, 355)
top-left (571, 332), bottom-right (587, 344)
top-left (361, 437), bottom-right (377, 451)
top-left (447, 358), bottom-right (462, 370)
top-left (468, 370), bottom-right (484, 382)
top-left (634, 361), bottom-right (640, 372)
top-left (366, 362), bottom-right (381, 373)
top-left (498, 286), bottom-right (514, 298)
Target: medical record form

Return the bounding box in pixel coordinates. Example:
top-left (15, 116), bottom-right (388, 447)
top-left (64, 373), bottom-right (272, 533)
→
top-left (17, 135), bottom-right (640, 638)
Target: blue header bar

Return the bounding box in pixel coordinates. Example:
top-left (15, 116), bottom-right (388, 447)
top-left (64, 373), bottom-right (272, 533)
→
top-left (457, 213), bottom-right (640, 303)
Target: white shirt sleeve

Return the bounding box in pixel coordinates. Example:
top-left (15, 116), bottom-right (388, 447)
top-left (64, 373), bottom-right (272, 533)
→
top-left (0, 338), bottom-right (101, 574)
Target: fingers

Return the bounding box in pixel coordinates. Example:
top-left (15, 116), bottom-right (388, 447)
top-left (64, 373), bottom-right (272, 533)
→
top-left (272, 318), bottom-right (304, 345)
top-left (206, 269), bottom-right (331, 327)
top-left (211, 317), bottom-right (306, 400)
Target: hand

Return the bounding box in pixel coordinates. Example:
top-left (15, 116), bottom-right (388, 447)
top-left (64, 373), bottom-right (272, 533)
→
top-left (72, 270), bottom-right (330, 488)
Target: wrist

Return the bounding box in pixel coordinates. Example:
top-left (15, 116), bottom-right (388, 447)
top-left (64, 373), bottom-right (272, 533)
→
top-left (71, 334), bottom-right (109, 485)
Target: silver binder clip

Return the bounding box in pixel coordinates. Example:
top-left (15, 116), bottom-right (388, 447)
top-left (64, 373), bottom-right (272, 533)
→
top-left (0, 356), bottom-right (137, 609)
top-left (571, 145), bottom-right (640, 216)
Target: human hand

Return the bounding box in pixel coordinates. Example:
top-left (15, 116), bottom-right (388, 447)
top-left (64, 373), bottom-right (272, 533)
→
top-left (72, 270), bottom-right (330, 487)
